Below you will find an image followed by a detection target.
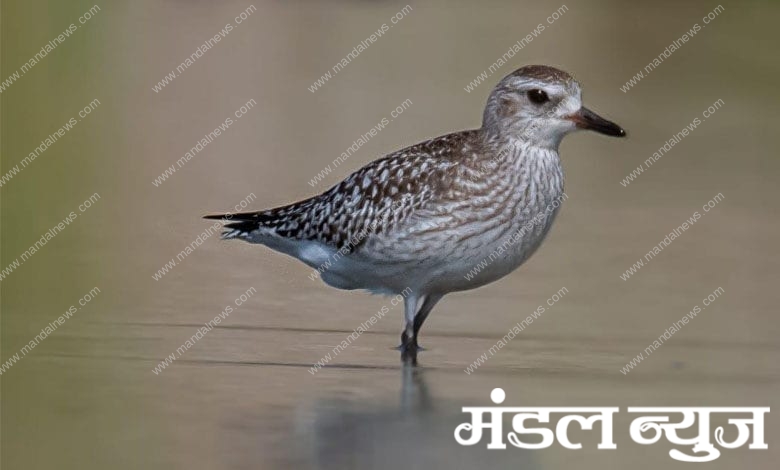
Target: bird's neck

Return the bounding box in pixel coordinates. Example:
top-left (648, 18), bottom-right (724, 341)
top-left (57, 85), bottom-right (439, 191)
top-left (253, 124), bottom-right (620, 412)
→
top-left (481, 125), bottom-right (563, 155)
top-left (480, 130), bottom-right (561, 168)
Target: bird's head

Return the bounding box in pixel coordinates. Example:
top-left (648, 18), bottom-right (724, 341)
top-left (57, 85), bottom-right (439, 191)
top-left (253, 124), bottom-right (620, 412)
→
top-left (482, 65), bottom-right (625, 148)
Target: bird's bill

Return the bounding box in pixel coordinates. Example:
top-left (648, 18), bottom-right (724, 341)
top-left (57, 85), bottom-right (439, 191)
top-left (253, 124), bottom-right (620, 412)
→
top-left (568, 107), bottom-right (626, 137)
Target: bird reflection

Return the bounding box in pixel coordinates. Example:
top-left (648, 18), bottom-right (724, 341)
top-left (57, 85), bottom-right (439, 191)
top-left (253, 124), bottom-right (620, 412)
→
top-left (294, 365), bottom-right (536, 470)
top-left (400, 363), bottom-right (433, 414)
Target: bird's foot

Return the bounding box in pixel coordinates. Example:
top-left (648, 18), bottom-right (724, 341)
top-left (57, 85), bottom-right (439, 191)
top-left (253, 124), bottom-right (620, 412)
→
top-left (398, 332), bottom-right (422, 365)
top-left (398, 331), bottom-right (422, 351)
top-left (401, 351), bottom-right (418, 366)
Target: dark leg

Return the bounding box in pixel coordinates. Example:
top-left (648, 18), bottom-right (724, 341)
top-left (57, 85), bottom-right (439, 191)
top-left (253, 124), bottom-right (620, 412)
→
top-left (400, 335), bottom-right (418, 365)
top-left (399, 293), bottom-right (443, 365)
top-left (412, 293), bottom-right (443, 346)
top-left (399, 294), bottom-right (421, 365)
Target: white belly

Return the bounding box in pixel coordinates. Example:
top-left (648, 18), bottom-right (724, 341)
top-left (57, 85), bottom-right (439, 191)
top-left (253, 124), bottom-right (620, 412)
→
top-left (301, 145), bottom-right (565, 295)
top-left (310, 200), bottom-right (561, 295)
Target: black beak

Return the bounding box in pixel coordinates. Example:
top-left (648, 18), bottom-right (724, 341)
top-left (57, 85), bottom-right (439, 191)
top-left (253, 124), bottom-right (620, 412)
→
top-left (568, 107), bottom-right (626, 137)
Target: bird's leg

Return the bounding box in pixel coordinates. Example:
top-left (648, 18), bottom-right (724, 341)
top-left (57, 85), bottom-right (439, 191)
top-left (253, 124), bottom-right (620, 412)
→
top-left (398, 293), bottom-right (444, 364)
top-left (400, 294), bottom-right (421, 364)
top-left (400, 342), bottom-right (418, 365)
top-left (401, 296), bottom-right (419, 349)
top-left (412, 293), bottom-right (443, 349)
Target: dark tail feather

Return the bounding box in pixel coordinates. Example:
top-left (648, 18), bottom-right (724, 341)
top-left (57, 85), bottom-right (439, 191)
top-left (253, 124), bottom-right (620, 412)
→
top-left (203, 210), bottom-right (274, 222)
top-left (203, 212), bottom-right (267, 240)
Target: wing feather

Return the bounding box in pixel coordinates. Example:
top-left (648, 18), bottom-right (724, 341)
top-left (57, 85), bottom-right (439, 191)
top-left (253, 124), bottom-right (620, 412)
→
top-left (204, 132), bottom-right (477, 250)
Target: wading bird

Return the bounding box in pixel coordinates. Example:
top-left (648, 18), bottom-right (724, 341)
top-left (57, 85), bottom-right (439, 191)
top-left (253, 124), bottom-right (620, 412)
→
top-left (205, 65), bottom-right (625, 364)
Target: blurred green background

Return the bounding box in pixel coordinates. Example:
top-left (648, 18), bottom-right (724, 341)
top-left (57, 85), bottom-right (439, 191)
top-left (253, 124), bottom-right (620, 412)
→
top-left (2, 1), bottom-right (779, 469)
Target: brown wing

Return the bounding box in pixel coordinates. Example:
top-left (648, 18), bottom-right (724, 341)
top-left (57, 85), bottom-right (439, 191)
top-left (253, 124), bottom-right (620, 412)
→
top-left (205, 132), bottom-right (474, 250)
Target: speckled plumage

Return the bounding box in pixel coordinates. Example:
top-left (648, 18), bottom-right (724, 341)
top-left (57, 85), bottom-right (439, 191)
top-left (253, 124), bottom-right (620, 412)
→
top-left (218, 133), bottom-right (468, 251)
top-left (205, 65), bottom-right (625, 363)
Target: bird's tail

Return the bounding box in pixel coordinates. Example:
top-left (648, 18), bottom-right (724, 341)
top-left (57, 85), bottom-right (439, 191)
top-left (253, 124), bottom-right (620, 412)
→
top-left (204, 196), bottom-right (315, 242)
top-left (203, 212), bottom-right (269, 240)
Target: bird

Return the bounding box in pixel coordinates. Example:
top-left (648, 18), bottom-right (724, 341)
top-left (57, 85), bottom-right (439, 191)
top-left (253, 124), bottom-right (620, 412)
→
top-left (205, 65), bottom-right (625, 364)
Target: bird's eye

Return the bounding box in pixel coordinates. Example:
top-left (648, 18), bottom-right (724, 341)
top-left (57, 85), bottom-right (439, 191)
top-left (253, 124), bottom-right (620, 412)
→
top-left (527, 89), bottom-right (549, 104)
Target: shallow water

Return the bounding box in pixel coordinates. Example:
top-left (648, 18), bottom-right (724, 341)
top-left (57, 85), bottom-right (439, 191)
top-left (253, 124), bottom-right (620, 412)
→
top-left (2, 1), bottom-right (779, 469)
